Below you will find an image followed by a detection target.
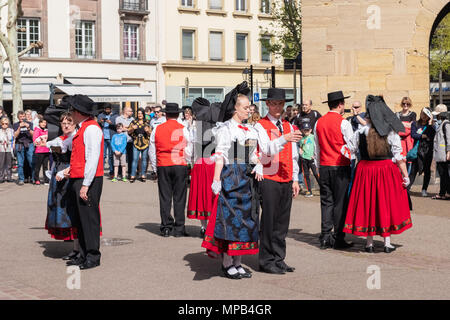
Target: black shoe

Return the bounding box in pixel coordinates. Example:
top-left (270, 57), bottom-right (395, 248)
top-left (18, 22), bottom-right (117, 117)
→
top-left (276, 261), bottom-right (295, 272)
top-left (320, 240), bottom-right (332, 250)
top-left (161, 229), bottom-right (170, 237)
top-left (259, 265), bottom-right (285, 275)
top-left (365, 246), bottom-right (375, 253)
top-left (221, 265), bottom-right (242, 280)
top-left (384, 246), bottom-right (396, 253)
top-left (130, 177), bottom-right (136, 183)
top-left (79, 260), bottom-right (100, 270)
top-left (174, 231), bottom-right (189, 238)
top-left (62, 251), bottom-right (79, 261)
top-left (333, 240), bottom-right (354, 250)
top-left (66, 257), bottom-right (85, 266)
top-left (235, 265), bottom-right (252, 278)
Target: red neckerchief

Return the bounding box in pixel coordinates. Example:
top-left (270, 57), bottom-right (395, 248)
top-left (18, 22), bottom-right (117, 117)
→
top-left (238, 124), bottom-right (249, 131)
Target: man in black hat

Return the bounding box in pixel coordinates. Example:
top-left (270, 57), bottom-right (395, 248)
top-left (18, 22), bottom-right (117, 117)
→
top-left (149, 103), bottom-right (193, 237)
top-left (254, 88), bottom-right (302, 274)
top-left (65, 95), bottom-right (104, 270)
top-left (314, 91), bottom-right (354, 250)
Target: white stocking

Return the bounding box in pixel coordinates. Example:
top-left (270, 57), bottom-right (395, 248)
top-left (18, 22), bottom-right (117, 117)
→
top-left (384, 236), bottom-right (394, 248)
top-left (366, 236), bottom-right (374, 247)
top-left (201, 220), bottom-right (207, 230)
top-left (232, 256), bottom-right (246, 274)
top-left (222, 253), bottom-right (238, 275)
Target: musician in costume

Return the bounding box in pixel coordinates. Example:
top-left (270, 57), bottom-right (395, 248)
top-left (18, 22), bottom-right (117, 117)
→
top-left (149, 103), bottom-right (193, 237)
top-left (65, 95), bottom-right (104, 270)
top-left (202, 93), bottom-right (263, 279)
top-left (343, 95), bottom-right (412, 253)
top-left (254, 88), bottom-right (302, 274)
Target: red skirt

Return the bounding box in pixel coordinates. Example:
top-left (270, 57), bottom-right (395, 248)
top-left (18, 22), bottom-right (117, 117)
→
top-left (343, 160), bottom-right (412, 237)
top-left (187, 158), bottom-right (215, 220)
top-left (201, 194), bottom-right (259, 257)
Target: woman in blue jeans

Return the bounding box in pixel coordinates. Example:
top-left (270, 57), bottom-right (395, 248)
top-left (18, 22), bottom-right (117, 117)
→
top-left (128, 108), bottom-right (151, 183)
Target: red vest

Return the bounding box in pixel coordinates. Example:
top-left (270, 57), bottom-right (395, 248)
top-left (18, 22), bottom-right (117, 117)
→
top-left (155, 119), bottom-right (187, 167)
top-left (258, 116), bottom-right (293, 183)
top-left (315, 112), bottom-right (351, 167)
top-left (70, 119), bottom-right (104, 178)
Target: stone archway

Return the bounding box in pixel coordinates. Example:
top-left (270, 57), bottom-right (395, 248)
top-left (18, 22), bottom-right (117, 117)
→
top-left (301, 0), bottom-right (450, 113)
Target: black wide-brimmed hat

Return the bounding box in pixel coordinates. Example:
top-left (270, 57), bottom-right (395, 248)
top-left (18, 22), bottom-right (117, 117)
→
top-left (261, 88), bottom-right (293, 102)
top-left (322, 91), bottom-right (351, 104)
top-left (366, 95), bottom-right (405, 137)
top-left (67, 94), bottom-right (97, 116)
top-left (162, 103), bottom-right (183, 114)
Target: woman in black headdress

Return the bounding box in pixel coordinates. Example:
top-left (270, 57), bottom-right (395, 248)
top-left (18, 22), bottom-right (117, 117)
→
top-left (343, 95), bottom-right (412, 253)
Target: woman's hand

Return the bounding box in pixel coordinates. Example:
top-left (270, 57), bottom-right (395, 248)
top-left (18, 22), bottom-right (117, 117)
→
top-left (402, 176), bottom-right (410, 188)
top-left (211, 180), bottom-right (222, 195)
top-left (252, 163), bottom-right (264, 182)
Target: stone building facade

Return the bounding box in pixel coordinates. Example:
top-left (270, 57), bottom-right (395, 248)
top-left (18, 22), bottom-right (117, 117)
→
top-left (302, 0), bottom-right (450, 114)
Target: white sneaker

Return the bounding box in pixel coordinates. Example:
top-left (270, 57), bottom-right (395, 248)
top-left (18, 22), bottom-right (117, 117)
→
top-left (421, 190), bottom-right (428, 197)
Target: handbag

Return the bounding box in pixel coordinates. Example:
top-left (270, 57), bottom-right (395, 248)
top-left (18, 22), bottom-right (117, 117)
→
top-left (406, 125), bottom-right (427, 161)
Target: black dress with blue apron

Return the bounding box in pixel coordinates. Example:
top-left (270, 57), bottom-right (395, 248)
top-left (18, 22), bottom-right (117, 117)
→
top-left (212, 138), bottom-right (259, 255)
top-left (45, 147), bottom-right (77, 240)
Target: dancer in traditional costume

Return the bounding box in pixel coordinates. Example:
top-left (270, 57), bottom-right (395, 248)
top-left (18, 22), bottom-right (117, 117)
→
top-left (45, 112), bottom-right (80, 260)
top-left (201, 92), bottom-right (262, 279)
top-left (343, 95), bottom-right (412, 253)
top-left (66, 95), bottom-right (104, 270)
top-left (186, 97), bottom-right (221, 237)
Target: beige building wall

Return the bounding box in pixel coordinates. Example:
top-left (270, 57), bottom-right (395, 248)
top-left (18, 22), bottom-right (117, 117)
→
top-left (160, 0), bottom-right (297, 110)
top-left (302, 0), bottom-right (449, 114)
top-left (47, 0), bottom-right (71, 58)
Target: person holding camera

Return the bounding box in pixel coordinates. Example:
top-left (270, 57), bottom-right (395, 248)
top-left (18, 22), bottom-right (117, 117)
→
top-left (432, 104), bottom-right (450, 200)
top-left (13, 110), bottom-right (35, 185)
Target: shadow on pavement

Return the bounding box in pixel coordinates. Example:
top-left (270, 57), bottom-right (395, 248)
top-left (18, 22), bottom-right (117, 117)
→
top-left (287, 229), bottom-right (402, 254)
top-left (135, 222), bottom-right (204, 238)
top-left (183, 252), bottom-right (222, 281)
top-left (37, 241), bottom-right (73, 259)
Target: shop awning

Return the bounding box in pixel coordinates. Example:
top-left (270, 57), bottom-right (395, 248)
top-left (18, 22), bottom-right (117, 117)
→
top-left (2, 83), bottom-right (51, 101)
top-left (4, 76), bottom-right (58, 84)
top-left (54, 84), bottom-right (153, 103)
top-left (64, 77), bottom-right (114, 85)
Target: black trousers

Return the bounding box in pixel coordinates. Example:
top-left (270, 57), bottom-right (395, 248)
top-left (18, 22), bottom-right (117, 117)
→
top-left (259, 179), bottom-right (293, 269)
top-left (301, 158), bottom-right (320, 192)
top-left (157, 165), bottom-right (188, 233)
top-left (319, 166), bottom-right (351, 243)
top-left (69, 177), bottom-right (103, 263)
top-left (33, 152), bottom-right (50, 183)
top-left (436, 161), bottom-right (450, 197)
top-left (408, 158), bottom-right (432, 192)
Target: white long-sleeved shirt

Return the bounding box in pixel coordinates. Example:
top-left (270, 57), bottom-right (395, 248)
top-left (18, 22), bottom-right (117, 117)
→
top-left (148, 119), bottom-right (193, 171)
top-left (348, 125), bottom-right (404, 163)
top-left (313, 111), bottom-right (354, 168)
top-left (253, 113), bottom-right (299, 181)
top-left (213, 119), bottom-right (259, 165)
top-left (76, 119), bottom-right (103, 187)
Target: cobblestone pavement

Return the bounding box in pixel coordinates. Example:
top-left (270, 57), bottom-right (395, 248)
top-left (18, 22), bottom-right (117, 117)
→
top-left (0, 176), bottom-right (449, 300)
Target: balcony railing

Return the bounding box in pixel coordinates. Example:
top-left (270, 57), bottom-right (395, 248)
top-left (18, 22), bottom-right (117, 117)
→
top-left (120, 0), bottom-right (148, 12)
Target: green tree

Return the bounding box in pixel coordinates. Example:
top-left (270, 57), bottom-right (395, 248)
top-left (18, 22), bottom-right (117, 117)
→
top-left (430, 13), bottom-right (450, 104)
top-left (259, 0), bottom-right (302, 59)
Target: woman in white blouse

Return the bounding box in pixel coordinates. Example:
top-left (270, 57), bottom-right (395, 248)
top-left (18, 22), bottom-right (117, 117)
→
top-left (0, 117), bottom-right (14, 183)
top-left (201, 94), bottom-right (263, 280)
top-left (343, 95), bottom-right (412, 253)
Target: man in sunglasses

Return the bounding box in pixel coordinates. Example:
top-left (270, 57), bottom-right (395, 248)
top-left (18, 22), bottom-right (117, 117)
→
top-left (150, 105), bottom-right (166, 130)
top-left (346, 101), bottom-right (367, 132)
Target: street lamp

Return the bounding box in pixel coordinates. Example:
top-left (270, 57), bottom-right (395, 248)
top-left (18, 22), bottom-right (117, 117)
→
top-left (242, 66), bottom-right (253, 103)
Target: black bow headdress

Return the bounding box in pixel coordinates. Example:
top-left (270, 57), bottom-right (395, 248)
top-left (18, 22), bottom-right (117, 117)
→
top-left (366, 95), bottom-right (405, 137)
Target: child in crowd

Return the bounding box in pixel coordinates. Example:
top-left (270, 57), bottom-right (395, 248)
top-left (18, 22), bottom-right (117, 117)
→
top-left (299, 122), bottom-right (320, 197)
top-left (111, 123), bottom-right (128, 182)
top-left (0, 117), bottom-right (14, 183)
top-left (33, 118), bottom-right (50, 185)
